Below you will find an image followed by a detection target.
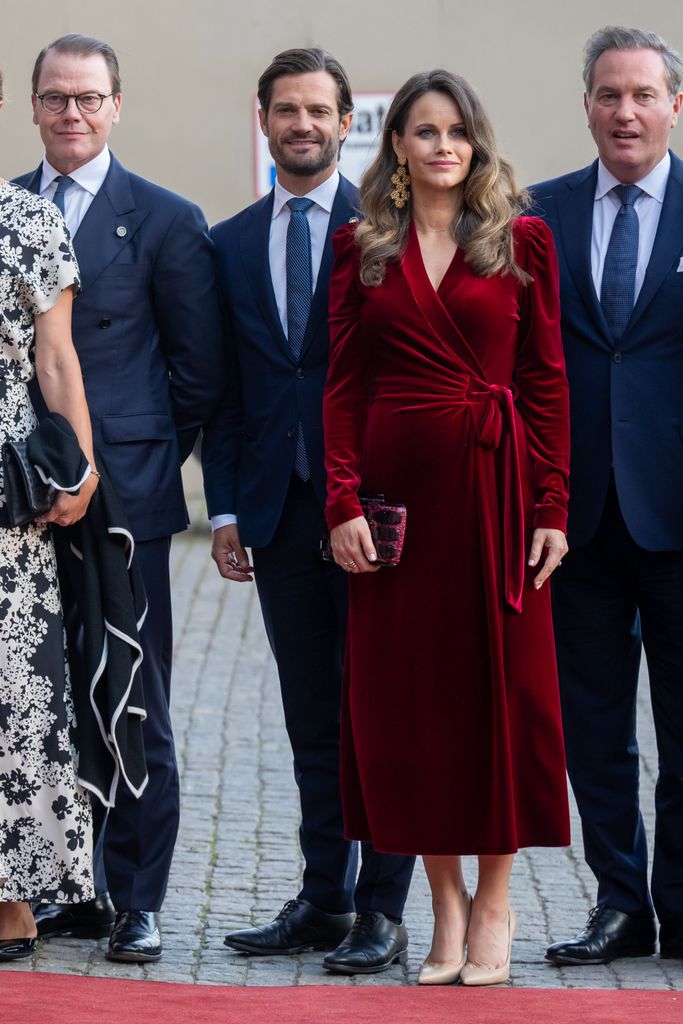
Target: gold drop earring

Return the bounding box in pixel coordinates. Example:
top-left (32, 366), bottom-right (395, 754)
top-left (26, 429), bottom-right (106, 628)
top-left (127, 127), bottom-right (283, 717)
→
top-left (391, 156), bottom-right (411, 209)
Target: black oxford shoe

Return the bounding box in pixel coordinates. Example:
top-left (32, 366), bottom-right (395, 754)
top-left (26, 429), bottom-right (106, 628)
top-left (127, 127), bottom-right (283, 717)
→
top-left (224, 898), bottom-right (355, 955)
top-left (546, 905), bottom-right (656, 965)
top-left (0, 938), bottom-right (37, 962)
top-left (34, 892), bottom-right (115, 940)
top-left (660, 915), bottom-right (683, 959)
top-left (106, 910), bottom-right (162, 963)
top-left (323, 911), bottom-right (408, 975)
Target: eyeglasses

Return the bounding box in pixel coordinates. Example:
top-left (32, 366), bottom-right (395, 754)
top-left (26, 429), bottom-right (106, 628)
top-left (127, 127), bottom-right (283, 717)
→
top-left (35, 92), bottom-right (114, 114)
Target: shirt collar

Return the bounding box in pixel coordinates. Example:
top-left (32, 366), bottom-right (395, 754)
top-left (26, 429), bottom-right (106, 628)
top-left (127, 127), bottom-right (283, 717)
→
top-left (595, 151), bottom-right (670, 203)
top-left (272, 169), bottom-right (340, 220)
top-left (41, 145), bottom-right (111, 196)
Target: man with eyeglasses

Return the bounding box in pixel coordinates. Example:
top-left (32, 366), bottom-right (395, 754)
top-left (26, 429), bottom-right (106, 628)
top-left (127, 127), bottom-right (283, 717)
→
top-left (14, 33), bottom-right (225, 963)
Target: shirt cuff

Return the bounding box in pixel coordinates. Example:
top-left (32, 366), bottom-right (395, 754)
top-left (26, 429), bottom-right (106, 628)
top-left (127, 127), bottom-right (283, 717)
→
top-left (211, 514), bottom-right (237, 531)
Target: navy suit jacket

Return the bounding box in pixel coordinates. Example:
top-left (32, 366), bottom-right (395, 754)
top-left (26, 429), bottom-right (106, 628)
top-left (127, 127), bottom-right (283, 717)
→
top-left (14, 154), bottom-right (225, 541)
top-left (202, 175), bottom-right (360, 549)
top-left (530, 151), bottom-right (683, 550)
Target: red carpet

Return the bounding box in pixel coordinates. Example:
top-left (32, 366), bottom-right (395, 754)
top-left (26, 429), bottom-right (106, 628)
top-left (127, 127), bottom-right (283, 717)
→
top-left (2, 972), bottom-right (679, 1024)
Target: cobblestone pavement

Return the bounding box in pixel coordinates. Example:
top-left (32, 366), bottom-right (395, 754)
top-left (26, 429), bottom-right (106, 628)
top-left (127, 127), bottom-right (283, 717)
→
top-left (13, 467), bottom-right (683, 990)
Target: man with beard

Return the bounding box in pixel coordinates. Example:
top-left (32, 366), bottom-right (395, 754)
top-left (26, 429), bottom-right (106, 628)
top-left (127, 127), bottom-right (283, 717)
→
top-left (202, 48), bottom-right (414, 974)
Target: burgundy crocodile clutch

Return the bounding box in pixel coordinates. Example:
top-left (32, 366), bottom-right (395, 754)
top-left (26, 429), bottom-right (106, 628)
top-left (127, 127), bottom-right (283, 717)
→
top-left (321, 494), bottom-right (407, 567)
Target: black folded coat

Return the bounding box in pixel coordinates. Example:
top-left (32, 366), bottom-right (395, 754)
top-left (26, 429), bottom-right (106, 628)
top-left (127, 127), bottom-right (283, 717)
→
top-left (54, 455), bottom-right (149, 807)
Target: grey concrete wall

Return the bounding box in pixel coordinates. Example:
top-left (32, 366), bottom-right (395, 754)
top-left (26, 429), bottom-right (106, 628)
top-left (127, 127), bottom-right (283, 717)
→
top-left (2, 0), bottom-right (683, 224)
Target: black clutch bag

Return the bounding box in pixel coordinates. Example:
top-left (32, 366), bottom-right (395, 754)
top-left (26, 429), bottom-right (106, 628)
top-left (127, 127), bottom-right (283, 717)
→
top-left (2, 438), bottom-right (57, 527)
top-left (321, 494), bottom-right (407, 567)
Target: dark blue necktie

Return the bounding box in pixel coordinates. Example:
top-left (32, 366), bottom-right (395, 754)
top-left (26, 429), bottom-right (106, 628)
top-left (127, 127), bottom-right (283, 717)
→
top-left (52, 175), bottom-right (74, 216)
top-left (600, 184), bottom-right (643, 338)
top-left (286, 197), bottom-right (314, 481)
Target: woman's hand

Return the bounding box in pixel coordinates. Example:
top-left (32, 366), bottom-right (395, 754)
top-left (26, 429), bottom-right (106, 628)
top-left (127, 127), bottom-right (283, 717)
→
top-left (528, 527), bottom-right (568, 589)
top-left (330, 515), bottom-right (380, 574)
top-left (37, 473), bottom-right (99, 528)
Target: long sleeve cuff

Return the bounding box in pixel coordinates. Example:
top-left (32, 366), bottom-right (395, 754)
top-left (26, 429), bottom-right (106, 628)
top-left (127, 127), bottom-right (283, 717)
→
top-left (211, 513), bottom-right (237, 531)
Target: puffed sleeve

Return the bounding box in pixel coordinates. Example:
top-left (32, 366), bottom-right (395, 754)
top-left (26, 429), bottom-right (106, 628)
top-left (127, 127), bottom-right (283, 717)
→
top-left (514, 216), bottom-right (570, 533)
top-left (323, 223), bottom-right (373, 530)
top-left (27, 200), bottom-right (80, 314)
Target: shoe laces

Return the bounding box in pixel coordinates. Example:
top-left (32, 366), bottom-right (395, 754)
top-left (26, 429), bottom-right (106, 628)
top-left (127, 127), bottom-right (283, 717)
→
top-left (585, 905), bottom-right (610, 929)
top-left (275, 899), bottom-right (304, 921)
top-left (349, 911), bottom-right (382, 937)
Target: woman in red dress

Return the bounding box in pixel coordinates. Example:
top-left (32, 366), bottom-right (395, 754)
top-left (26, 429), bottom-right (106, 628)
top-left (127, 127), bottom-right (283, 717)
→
top-left (323, 70), bottom-right (571, 986)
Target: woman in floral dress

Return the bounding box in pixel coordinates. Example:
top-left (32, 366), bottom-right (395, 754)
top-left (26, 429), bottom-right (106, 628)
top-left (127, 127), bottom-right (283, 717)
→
top-left (0, 69), bottom-right (99, 960)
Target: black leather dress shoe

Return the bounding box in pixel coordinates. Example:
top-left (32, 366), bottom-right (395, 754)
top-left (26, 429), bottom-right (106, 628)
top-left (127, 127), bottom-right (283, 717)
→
top-left (323, 911), bottom-right (408, 974)
top-left (0, 938), bottom-right (37, 962)
top-left (660, 915), bottom-right (683, 959)
top-left (224, 898), bottom-right (355, 955)
top-left (546, 905), bottom-right (656, 965)
top-left (106, 910), bottom-right (162, 963)
top-left (34, 892), bottom-right (115, 940)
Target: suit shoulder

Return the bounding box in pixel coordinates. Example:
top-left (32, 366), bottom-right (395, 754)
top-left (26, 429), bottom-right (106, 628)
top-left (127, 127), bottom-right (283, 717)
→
top-left (211, 195), bottom-right (269, 245)
top-left (124, 169), bottom-right (203, 215)
top-left (338, 174), bottom-right (360, 204)
top-left (11, 171), bottom-right (35, 190)
top-left (528, 164), bottom-right (595, 207)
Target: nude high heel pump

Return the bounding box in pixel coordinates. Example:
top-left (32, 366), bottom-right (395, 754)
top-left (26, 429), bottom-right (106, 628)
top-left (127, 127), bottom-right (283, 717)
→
top-left (417, 895), bottom-right (472, 986)
top-left (460, 910), bottom-right (516, 986)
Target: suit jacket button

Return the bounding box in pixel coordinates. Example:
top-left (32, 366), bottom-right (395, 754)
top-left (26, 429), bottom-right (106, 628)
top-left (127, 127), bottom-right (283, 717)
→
top-left (287, 427), bottom-right (296, 438)
top-left (296, 368), bottom-right (305, 379)
top-left (99, 318), bottom-right (112, 329)
top-left (613, 351), bottom-right (622, 363)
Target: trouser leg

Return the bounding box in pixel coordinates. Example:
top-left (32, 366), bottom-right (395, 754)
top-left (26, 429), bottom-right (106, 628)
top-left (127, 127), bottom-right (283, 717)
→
top-left (552, 485), bottom-right (650, 915)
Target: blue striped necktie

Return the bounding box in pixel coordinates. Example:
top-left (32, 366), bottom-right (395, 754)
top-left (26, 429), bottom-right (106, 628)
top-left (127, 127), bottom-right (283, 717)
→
top-left (600, 184), bottom-right (643, 339)
top-left (286, 197), bottom-right (314, 481)
top-left (52, 175), bottom-right (74, 216)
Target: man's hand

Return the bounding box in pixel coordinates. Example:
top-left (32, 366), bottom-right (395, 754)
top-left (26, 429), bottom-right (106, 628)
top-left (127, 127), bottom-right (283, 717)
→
top-left (528, 527), bottom-right (568, 589)
top-left (211, 524), bottom-right (254, 582)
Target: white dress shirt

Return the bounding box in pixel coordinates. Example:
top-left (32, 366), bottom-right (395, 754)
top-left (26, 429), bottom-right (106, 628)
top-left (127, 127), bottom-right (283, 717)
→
top-left (39, 145), bottom-right (111, 237)
top-left (591, 152), bottom-right (670, 301)
top-left (212, 170), bottom-right (340, 532)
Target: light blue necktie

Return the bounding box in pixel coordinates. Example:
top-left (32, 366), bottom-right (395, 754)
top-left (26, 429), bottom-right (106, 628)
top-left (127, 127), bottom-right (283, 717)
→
top-left (286, 197), bottom-right (314, 481)
top-left (52, 175), bottom-right (74, 217)
top-left (600, 184), bottom-right (643, 339)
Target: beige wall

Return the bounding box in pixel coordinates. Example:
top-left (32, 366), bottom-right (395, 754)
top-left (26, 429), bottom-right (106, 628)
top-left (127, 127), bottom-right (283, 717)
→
top-left (2, 0), bottom-right (683, 225)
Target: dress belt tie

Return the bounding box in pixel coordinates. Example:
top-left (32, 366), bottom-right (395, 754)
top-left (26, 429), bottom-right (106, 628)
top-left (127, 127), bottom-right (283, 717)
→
top-left (468, 381), bottom-right (525, 614)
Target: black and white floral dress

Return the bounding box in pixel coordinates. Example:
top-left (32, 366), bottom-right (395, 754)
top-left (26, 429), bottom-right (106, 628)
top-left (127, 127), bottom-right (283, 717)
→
top-left (0, 181), bottom-right (93, 902)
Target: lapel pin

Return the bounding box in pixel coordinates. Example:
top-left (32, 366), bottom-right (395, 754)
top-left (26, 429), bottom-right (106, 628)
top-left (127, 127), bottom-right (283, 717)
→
top-left (116, 225), bottom-right (127, 238)
top-left (348, 216), bottom-right (359, 223)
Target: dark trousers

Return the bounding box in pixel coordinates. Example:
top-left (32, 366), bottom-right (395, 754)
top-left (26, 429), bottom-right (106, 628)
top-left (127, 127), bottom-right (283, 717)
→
top-left (89, 537), bottom-right (179, 911)
top-left (552, 479), bottom-right (683, 922)
top-left (252, 477), bottom-right (415, 918)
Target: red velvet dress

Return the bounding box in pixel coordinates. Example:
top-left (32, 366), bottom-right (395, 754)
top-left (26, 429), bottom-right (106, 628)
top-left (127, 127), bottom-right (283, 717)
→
top-left (323, 217), bottom-right (571, 855)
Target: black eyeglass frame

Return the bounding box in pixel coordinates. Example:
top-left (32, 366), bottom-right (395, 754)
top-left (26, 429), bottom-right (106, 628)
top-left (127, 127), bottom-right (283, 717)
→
top-left (35, 92), bottom-right (115, 114)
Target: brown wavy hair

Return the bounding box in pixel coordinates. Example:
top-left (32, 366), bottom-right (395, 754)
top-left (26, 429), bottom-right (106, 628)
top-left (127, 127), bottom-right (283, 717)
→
top-left (357, 70), bottom-right (530, 286)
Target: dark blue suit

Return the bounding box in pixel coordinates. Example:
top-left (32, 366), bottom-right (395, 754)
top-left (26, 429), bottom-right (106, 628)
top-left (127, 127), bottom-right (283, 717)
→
top-left (14, 154), bottom-right (226, 910)
top-left (203, 176), bottom-right (414, 918)
top-left (530, 153), bottom-right (683, 923)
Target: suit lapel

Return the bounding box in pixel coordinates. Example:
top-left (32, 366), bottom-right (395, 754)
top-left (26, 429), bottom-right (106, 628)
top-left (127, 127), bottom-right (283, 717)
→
top-left (240, 192), bottom-right (290, 357)
top-left (555, 162), bottom-right (613, 350)
top-left (626, 152), bottom-right (683, 340)
top-left (303, 176), bottom-right (359, 354)
top-left (71, 156), bottom-right (149, 290)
